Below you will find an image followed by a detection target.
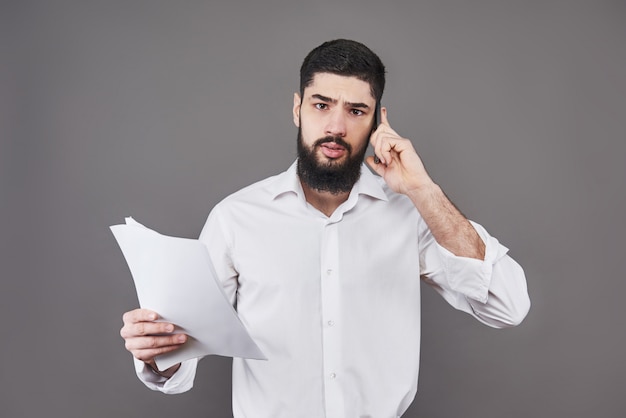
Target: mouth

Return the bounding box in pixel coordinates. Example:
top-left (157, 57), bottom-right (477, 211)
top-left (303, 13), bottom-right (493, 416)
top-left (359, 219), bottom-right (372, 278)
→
top-left (319, 142), bottom-right (347, 159)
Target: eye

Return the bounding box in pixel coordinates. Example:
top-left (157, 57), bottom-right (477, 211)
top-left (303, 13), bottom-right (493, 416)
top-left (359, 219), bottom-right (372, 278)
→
top-left (315, 103), bottom-right (328, 110)
top-left (350, 109), bottom-right (364, 116)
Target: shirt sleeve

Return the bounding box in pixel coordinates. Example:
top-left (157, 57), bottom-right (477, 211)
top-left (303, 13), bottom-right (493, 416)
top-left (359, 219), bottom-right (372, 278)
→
top-left (419, 219), bottom-right (530, 328)
top-left (134, 357), bottom-right (198, 394)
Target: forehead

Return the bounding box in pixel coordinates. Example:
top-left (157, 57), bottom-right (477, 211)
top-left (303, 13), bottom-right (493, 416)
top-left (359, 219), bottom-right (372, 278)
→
top-left (304, 73), bottom-right (375, 103)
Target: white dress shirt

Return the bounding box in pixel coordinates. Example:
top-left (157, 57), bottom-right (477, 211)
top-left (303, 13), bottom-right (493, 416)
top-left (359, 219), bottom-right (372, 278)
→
top-left (136, 161), bottom-right (530, 418)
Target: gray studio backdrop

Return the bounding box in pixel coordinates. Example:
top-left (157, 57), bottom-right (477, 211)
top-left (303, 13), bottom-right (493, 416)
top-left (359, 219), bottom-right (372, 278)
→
top-left (2, 1), bottom-right (625, 417)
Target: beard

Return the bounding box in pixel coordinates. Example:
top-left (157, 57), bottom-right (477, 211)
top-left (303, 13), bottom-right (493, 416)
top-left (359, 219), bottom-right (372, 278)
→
top-left (296, 127), bottom-right (368, 195)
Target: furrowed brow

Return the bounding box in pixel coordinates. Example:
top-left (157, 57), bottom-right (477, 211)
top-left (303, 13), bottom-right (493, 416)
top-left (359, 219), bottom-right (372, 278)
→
top-left (310, 94), bottom-right (370, 110)
top-left (311, 94), bottom-right (336, 104)
top-left (344, 101), bottom-right (370, 110)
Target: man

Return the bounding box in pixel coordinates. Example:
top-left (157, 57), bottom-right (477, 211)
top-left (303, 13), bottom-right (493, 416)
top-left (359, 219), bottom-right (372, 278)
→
top-left (121, 39), bottom-right (530, 417)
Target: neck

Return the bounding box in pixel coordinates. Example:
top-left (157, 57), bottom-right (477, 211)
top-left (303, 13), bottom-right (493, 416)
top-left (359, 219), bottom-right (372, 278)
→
top-left (300, 181), bottom-right (350, 217)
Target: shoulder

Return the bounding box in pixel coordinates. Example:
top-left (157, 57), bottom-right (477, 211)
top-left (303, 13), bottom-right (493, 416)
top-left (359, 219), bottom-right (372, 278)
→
top-left (210, 169), bottom-right (288, 218)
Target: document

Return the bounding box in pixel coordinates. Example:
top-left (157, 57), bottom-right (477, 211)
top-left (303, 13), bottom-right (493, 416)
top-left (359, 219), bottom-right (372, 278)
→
top-left (111, 217), bottom-right (266, 370)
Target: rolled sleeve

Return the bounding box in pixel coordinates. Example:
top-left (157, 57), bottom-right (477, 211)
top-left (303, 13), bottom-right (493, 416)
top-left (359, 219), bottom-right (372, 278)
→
top-left (421, 220), bottom-right (530, 328)
top-left (437, 221), bottom-right (508, 303)
top-left (134, 357), bottom-right (198, 394)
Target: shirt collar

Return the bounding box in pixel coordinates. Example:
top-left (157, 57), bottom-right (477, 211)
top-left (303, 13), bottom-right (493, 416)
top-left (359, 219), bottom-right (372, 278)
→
top-left (269, 160), bottom-right (389, 202)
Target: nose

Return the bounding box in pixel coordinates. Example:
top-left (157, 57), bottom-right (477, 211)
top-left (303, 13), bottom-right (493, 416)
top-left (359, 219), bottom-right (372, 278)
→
top-left (324, 108), bottom-right (347, 137)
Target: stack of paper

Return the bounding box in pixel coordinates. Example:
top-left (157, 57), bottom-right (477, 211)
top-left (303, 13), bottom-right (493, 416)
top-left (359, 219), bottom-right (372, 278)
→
top-left (111, 217), bottom-right (266, 370)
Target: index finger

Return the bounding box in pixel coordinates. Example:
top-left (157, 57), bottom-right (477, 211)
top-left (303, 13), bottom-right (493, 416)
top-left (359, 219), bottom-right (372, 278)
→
top-left (381, 106), bottom-right (390, 126)
top-left (123, 308), bottom-right (159, 324)
top-left (379, 107), bottom-right (401, 138)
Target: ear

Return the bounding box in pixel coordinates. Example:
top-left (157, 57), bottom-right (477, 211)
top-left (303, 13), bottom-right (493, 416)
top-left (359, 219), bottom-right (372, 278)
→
top-left (292, 92), bottom-right (301, 127)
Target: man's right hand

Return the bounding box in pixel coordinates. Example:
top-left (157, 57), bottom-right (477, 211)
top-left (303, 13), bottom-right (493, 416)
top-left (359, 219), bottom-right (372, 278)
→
top-left (120, 308), bottom-right (187, 376)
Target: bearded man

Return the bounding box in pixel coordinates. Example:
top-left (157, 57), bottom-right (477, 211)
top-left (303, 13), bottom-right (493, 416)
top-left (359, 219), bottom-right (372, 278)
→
top-left (120, 39), bottom-right (530, 418)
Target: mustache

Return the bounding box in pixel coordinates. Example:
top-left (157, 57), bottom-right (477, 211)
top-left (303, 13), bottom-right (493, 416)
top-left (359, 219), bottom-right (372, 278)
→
top-left (313, 136), bottom-right (352, 153)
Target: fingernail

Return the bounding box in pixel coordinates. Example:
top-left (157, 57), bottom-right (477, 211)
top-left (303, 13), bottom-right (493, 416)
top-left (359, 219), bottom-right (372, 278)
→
top-left (165, 324), bottom-right (174, 332)
top-left (177, 334), bottom-right (186, 343)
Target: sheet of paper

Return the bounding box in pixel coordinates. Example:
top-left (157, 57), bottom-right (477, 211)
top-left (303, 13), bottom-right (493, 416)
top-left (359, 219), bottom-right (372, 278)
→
top-left (111, 217), bottom-right (266, 370)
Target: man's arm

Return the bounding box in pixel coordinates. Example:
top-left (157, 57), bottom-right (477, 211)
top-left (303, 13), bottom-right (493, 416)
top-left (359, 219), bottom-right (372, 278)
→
top-left (367, 107), bottom-right (484, 260)
top-left (367, 108), bottom-right (529, 326)
top-left (418, 217), bottom-right (530, 327)
top-left (407, 183), bottom-right (485, 260)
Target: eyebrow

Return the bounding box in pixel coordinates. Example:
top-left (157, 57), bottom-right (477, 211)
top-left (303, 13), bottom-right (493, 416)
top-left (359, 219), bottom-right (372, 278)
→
top-left (311, 94), bottom-right (371, 110)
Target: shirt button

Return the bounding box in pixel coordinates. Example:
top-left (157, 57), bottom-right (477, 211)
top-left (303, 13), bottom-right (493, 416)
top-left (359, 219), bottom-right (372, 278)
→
top-left (326, 269), bottom-right (333, 276)
top-left (329, 373), bottom-right (336, 379)
top-left (327, 320), bottom-right (335, 327)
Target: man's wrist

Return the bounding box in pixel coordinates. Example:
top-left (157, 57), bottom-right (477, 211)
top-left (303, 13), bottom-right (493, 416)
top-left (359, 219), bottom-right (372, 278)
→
top-left (405, 180), bottom-right (440, 206)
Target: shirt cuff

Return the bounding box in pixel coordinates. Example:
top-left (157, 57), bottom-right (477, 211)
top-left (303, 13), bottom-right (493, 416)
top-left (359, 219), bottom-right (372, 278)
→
top-left (134, 357), bottom-right (198, 394)
top-left (437, 221), bottom-right (509, 303)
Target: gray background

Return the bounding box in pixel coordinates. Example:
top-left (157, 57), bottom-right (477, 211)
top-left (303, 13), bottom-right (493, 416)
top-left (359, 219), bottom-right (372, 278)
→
top-left (2, 0), bottom-right (625, 417)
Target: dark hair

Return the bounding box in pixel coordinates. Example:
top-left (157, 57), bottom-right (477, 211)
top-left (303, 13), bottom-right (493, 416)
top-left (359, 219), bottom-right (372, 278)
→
top-left (299, 39), bottom-right (386, 102)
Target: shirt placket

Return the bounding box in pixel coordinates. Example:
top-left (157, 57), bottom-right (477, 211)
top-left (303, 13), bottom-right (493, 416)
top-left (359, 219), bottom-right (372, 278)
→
top-left (320, 219), bottom-right (343, 417)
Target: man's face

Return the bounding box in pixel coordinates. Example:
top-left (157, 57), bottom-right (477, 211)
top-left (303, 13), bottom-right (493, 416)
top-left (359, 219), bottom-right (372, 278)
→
top-left (293, 73), bottom-right (377, 193)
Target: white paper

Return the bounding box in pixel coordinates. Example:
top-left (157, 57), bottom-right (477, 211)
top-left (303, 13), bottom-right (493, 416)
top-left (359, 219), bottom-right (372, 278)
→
top-left (111, 217), bottom-right (266, 370)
